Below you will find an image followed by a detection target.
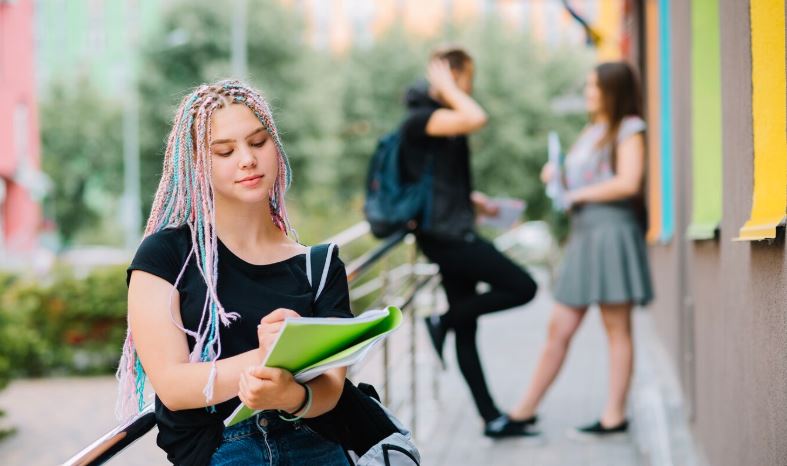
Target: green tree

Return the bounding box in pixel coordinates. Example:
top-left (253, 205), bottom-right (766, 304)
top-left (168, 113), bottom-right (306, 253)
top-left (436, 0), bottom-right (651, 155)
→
top-left (39, 80), bottom-right (124, 246)
top-left (329, 21), bottom-right (591, 237)
top-left (137, 0), bottom-right (339, 216)
top-left (42, 2), bottom-right (592, 246)
top-left (459, 21), bottom-right (591, 234)
top-left (333, 28), bottom-right (424, 202)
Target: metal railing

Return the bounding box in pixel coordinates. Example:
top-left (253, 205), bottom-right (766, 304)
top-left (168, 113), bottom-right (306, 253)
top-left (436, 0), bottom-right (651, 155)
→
top-left (64, 220), bottom-right (547, 465)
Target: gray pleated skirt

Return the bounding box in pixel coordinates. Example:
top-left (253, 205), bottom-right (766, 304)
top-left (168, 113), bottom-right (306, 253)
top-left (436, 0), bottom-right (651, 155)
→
top-left (553, 202), bottom-right (654, 308)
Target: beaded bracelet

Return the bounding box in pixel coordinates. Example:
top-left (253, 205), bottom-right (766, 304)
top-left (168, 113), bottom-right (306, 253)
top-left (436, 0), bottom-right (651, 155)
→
top-left (278, 383), bottom-right (312, 422)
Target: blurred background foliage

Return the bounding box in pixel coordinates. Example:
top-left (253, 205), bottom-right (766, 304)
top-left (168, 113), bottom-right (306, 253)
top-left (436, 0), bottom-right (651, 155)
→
top-left (39, 0), bottom-right (590, 248)
top-left (0, 266), bottom-right (128, 380)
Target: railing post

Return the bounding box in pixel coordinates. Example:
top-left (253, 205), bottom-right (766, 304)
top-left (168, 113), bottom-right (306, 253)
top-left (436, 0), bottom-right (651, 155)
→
top-left (380, 255), bottom-right (391, 407)
top-left (406, 234), bottom-right (418, 437)
top-left (431, 281), bottom-right (440, 401)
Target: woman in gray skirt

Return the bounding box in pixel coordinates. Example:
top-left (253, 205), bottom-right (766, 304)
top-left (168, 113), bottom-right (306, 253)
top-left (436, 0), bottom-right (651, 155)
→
top-left (507, 61), bottom-right (653, 439)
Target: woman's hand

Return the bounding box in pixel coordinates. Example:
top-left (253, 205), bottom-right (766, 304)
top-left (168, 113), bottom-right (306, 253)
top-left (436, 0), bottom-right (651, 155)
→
top-left (238, 366), bottom-right (306, 412)
top-left (427, 58), bottom-right (459, 99)
top-left (540, 162), bottom-right (556, 184)
top-left (257, 308), bottom-right (301, 359)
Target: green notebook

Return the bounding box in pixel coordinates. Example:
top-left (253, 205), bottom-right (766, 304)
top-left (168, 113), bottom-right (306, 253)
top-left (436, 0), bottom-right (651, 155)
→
top-left (224, 306), bottom-right (402, 427)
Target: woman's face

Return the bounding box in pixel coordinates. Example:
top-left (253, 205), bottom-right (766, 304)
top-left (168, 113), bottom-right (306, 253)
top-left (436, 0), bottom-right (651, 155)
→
top-left (208, 103), bottom-right (279, 206)
top-left (585, 71), bottom-right (603, 117)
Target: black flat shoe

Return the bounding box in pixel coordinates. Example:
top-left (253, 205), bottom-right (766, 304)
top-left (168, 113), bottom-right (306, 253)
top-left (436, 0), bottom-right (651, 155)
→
top-left (483, 415), bottom-right (542, 440)
top-left (567, 419), bottom-right (629, 441)
top-left (423, 314), bottom-right (447, 369)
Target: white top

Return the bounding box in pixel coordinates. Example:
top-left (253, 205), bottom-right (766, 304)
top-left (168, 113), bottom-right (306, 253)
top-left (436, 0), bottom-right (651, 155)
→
top-left (564, 116), bottom-right (646, 191)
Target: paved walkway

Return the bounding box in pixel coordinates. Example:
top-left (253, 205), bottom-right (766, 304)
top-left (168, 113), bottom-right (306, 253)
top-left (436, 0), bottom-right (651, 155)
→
top-left (413, 280), bottom-right (644, 466)
top-left (0, 273), bottom-right (690, 465)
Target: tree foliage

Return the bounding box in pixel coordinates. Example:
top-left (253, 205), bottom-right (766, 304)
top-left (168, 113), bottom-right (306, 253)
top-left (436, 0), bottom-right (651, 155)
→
top-left (40, 1), bottom-right (592, 245)
top-left (39, 80), bottom-right (123, 246)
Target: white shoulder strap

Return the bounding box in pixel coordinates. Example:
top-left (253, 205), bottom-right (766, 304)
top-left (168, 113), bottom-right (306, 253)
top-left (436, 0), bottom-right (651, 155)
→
top-left (306, 243), bottom-right (336, 301)
top-left (306, 247), bottom-right (313, 287)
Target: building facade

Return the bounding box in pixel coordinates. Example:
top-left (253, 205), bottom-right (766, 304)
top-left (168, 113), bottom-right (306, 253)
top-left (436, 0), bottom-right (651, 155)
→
top-left (641, 1), bottom-right (787, 465)
top-left (34, 0), bottom-right (164, 96)
top-left (0, 0), bottom-right (42, 259)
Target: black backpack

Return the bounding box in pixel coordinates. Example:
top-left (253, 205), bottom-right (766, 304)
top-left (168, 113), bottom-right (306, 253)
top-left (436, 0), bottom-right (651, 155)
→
top-left (304, 244), bottom-right (420, 465)
top-left (363, 130), bottom-right (433, 238)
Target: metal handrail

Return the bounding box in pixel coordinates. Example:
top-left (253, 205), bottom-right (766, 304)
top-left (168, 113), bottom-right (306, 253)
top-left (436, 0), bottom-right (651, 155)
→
top-left (345, 228), bottom-right (408, 282)
top-left (63, 223), bottom-right (413, 466)
top-left (63, 405), bottom-right (155, 466)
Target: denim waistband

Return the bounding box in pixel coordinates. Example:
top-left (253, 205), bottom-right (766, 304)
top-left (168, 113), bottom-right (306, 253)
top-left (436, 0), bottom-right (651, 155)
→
top-left (221, 410), bottom-right (301, 441)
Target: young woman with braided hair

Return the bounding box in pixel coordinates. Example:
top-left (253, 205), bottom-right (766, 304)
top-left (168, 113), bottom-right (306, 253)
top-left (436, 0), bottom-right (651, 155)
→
top-left (116, 80), bottom-right (351, 465)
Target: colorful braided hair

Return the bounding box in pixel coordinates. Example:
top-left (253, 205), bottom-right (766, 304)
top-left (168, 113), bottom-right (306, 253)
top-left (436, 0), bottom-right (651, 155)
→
top-left (115, 80), bottom-right (295, 420)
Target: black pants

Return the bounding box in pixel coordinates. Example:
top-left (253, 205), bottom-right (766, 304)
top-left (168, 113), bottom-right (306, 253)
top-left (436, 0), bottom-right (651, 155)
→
top-left (418, 232), bottom-right (538, 422)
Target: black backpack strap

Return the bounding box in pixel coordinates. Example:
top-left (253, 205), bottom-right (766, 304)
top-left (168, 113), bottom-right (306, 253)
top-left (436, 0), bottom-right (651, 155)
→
top-left (306, 243), bottom-right (336, 301)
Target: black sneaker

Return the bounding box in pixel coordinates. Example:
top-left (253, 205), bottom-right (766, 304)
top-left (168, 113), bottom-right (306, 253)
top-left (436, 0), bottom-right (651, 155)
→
top-left (423, 314), bottom-right (447, 369)
top-left (484, 415), bottom-right (543, 441)
top-left (567, 419), bottom-right (629, 441)
top-left (507, 414), bottom-right (538, 429)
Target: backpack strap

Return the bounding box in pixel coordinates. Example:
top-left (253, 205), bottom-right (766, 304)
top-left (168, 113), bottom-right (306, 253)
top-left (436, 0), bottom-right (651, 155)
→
top-left (306, 243), bottom-right (336, 301)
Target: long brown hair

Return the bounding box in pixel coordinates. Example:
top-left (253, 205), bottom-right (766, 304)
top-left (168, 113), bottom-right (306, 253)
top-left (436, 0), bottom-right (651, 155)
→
top-left (594, 61), bottom-right (643, 166)
top-left (595, 61), bottom-right (648, 230)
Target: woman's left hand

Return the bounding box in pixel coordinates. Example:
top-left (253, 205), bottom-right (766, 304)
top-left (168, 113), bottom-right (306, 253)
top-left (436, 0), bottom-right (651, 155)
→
top-left (238, 365), bottom-right (306, 412)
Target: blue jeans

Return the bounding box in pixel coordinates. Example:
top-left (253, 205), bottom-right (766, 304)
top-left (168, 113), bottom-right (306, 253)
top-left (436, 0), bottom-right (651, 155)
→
top-left (209, 411), bottom-right (349, 466)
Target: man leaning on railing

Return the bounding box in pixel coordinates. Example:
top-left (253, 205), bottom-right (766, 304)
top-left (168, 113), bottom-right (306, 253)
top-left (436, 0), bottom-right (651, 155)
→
top-left (398, 46), bottom-right (540, 439)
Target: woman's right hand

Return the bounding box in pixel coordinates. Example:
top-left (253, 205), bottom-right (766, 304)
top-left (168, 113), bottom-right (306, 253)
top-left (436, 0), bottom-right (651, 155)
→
top-left (257, 308), bottom-right (301, 358)
top-left (540, 162), bottom-right (556, 184)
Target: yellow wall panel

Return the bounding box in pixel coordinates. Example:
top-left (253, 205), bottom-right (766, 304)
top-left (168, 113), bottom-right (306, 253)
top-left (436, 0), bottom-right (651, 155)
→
top-left (736, 0), bottom-right (787, 241)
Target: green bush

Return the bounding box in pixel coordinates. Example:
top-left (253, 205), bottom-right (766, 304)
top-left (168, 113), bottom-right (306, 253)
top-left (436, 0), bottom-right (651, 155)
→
top-left (0, 272), bottom-right (44, 385)
top-left (0, 266), bottom-right (129, 377)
